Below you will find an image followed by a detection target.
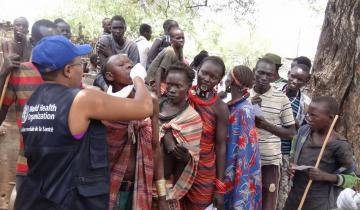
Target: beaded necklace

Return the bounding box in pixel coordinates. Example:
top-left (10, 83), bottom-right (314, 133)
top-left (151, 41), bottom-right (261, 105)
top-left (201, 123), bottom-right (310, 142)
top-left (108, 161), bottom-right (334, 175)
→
top-left (188, 86), bottom-right (218, 106)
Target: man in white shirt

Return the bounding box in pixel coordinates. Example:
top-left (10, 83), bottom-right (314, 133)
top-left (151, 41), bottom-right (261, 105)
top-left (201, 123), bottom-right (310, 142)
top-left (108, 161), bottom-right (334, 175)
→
top-left (135, 23), bottom-right (152, 68)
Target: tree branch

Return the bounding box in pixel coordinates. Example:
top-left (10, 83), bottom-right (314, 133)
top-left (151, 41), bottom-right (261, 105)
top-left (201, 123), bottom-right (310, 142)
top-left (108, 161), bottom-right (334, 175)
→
top-left (165, 0), bottom-right (170, 17)
top-left (187, 0), bottom-right (208, 8)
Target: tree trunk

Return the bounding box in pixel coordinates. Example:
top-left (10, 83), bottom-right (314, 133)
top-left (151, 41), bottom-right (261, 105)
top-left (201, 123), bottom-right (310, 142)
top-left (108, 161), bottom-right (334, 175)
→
top-left (309, 0), bottom-right (360, 168)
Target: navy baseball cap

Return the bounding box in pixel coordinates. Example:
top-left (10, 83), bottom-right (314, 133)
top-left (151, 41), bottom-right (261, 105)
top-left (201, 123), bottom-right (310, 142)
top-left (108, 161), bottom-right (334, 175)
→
top-left (32, 35), bottom-right (92, 74)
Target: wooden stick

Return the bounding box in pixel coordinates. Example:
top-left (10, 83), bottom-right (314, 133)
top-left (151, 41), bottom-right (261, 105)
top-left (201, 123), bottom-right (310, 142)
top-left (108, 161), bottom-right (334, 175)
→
top-left (0, 73), bottom-right (11, 109)
top-left (297, 114), bottom-right (339, 210)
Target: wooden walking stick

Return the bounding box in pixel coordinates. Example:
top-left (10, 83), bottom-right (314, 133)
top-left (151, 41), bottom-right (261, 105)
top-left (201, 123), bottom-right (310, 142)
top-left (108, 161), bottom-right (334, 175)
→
top-left (0, 50), bottom-right (13, 109)
top-left (297, 114), bottom-right (339, 210)
top-left (0, 73), bottom-right (11, 109)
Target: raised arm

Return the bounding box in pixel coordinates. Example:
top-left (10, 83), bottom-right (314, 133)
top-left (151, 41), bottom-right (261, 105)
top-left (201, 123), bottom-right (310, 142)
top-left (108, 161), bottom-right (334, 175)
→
top-left (86, 77), bottom-right (152, 120)
top-left (69, 77), bottom-right (153, 135)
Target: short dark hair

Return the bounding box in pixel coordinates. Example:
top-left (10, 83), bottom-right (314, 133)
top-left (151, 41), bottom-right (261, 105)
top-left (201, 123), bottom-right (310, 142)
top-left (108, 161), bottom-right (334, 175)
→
top-left (55, 20), bottom-right (70, 28)
top-left (31, 19), bottom-right (57, 41)
top-left (169, 27), bottom-right (181, 38)
top-left (38, 68), bottom-right (62, 81)
top-left (292, 63), bottom-right (311, 74)
top-left (54, 18), bottom-right (65, 24)
top-left (312, 96), bottom-right (339, 116)
top-left (165, 62), bottom-right (195, 85)
top-left (102, 18), bottom-right (110, 24)
top-left (13, 17), bottom-right (29, 27)
top-left (232, 65), bottom-right (254, 88)
top-left (111, 15), bottom-right (126, 26)
top-left (255, 58), bottom-right (276, 71)
top-left (139, 23), bottom-right (151, 35)
top-left (293, 56), bottom-right (312, 69)
top-left (163, 19), bottom-right (178, 32)
top-left (190, 50), bottom-right (209, 69)
top-left (199, 56), bottom-right (226, 78)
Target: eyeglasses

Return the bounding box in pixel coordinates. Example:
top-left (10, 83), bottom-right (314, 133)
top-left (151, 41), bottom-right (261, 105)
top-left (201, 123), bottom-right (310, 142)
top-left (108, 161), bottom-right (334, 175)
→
top-left (68, 61), bottom-right (86, 68)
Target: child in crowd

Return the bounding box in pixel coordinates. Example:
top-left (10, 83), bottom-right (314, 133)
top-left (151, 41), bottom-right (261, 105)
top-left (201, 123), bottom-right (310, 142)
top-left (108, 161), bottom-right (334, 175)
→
top-left (85, 54), bottom-right (98, 74)
top-left (284, 96), bottom-right (355, 210)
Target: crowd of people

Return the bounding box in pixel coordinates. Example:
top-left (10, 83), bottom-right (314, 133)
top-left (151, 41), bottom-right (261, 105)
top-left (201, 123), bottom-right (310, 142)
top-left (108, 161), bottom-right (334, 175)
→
top-left (0, 15), bottom-right (359, 210)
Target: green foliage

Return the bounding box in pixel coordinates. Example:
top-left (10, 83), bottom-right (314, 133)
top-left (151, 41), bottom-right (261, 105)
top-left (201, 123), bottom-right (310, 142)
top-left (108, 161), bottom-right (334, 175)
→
top-left (42, 0), bottom-right (200, 41)
top-left (39, 0), bottom-right (267, 68)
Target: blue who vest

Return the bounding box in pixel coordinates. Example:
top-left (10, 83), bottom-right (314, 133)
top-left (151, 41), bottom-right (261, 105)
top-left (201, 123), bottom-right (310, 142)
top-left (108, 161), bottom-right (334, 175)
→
top-left (15, 83), bottom-right (109, 210)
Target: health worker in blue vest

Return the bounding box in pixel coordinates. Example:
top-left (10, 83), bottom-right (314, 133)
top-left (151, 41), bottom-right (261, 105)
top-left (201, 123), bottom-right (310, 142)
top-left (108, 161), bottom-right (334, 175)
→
top-left (14, 35), bottom-right (153, 210)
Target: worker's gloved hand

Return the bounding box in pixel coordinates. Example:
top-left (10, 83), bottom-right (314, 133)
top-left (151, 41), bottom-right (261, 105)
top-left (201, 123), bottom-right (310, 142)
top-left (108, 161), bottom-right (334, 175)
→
top-left (337, 188), bottom-right (360, 210)
top-left (130, 63), bottom-right (147, 81)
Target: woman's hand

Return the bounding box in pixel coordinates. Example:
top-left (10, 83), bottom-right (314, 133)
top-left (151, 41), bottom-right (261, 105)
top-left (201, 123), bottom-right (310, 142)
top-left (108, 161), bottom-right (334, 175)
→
top-left (173, 144), bottom-right (191, 162)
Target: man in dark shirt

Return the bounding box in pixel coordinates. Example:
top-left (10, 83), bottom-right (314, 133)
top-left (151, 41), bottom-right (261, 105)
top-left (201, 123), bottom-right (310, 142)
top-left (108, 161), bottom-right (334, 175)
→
top-left (95, 15), bottom-right (140, 91)
top-left (97, 15), bottom-right (140, 67)
top-left (146, 27), bottom-right (184, 97)
top-left (146, 19), bottom-right (178, 67)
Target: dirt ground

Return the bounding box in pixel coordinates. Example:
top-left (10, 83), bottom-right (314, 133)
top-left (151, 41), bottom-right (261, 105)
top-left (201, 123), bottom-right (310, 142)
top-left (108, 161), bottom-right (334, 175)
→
top-left (0, 107), bottom-right (19, 210)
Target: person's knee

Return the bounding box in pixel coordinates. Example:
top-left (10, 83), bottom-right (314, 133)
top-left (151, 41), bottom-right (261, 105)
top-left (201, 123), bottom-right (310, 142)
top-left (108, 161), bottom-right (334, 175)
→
top-left (265, 182), bottom-right (278, 194)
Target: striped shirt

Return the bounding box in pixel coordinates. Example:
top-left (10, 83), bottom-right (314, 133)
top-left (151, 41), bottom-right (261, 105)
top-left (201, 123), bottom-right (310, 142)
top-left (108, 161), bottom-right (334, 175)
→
top-left (281, 85), bottom-right (301, 154)
top-left (250, 87), bottom-right (295, 166)
top-left (2, 62), bottom-right (43, 175)
top-left (289, 95), bottom-right (301, 118)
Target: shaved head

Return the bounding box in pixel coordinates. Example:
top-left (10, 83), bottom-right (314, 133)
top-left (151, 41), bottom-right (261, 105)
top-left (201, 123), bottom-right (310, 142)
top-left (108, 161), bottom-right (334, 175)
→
top-left (13, 16), bottom-right (29, 40)
top-left (105, 54), bottom-right (128, 72)
top-left (104, 54), bottom-right (133, 87)
top-left (14, 17), bottom-right (29, 27)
